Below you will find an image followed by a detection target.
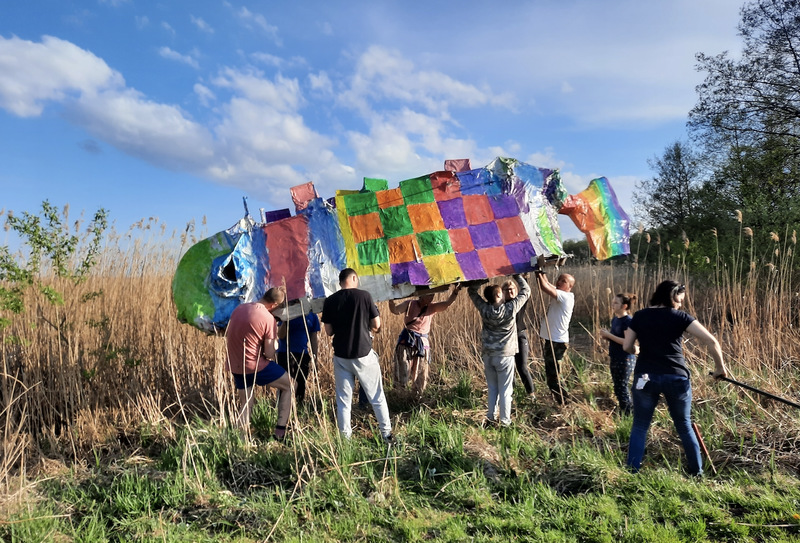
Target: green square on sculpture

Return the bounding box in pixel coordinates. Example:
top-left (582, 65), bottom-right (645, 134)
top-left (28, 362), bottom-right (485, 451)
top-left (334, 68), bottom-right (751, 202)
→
top-left (343, 192), bottom-right (379, 216)
top-left (363, 177), bottom-right (389, 192)
top-left (417, 230), bottom-right (452, 256)
top-left (400, 175), bottom-right (434, 205)
top-left (379, 206), bottom-right (414, 239)
top-left (357, 238), bottom-right (389, 266)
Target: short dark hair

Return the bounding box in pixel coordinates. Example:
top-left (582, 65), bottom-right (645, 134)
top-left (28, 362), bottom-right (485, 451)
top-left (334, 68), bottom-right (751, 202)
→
top-left (339, 268), bottom-right (357, 284)
top-left (483, 284), bottom-right (501, 302)
top-left (649, 280), bottom-right (684, 307)
top-left (261, 287), bottom-right (285, 305)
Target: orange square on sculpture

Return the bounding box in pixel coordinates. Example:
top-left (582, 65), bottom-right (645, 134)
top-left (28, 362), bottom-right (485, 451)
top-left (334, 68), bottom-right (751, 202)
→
top-left (448, 228), bottom-right (474, 253)
top-left (464, 195), bottom-right (494, 225)
top-left (477, 246), bottom-right (514, 276)
top-left (377, 188), bottom-right (404, 209)
top-left (407, 202), bottom-right (445, 232)
top-left (348, 212), bottom-right (384, 244)
top-left (388, 235), bottom-right (421, 263)
top-left (496, 216), bottom-right (529, 245)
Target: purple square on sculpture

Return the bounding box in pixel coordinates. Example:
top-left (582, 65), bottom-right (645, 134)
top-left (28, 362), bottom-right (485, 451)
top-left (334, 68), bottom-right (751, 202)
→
top-left (390, 261), bottom-right (430, 285)
top-left (265, 209), bottom-right (292, 223)
top-left (468, 222), bottom-right (502, 249)
top-left (437, 198), bottom-right (467, 229)
top-left (505, 241), bottom-right (537, 273)
top-left (455, 251), bottom-right (485, 280)
top-left (391, 262), bottom-right (411, 284)
top-left (407, 260), bottom-right (430, 285)
top-left (489, 194), bottom-right (520, 219)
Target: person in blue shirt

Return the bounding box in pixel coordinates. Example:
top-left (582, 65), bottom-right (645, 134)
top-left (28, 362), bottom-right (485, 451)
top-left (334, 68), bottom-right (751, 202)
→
top-left (600, 292), bottom-right (637, 415)
top-left (276, 310), bottom-right (320, 406)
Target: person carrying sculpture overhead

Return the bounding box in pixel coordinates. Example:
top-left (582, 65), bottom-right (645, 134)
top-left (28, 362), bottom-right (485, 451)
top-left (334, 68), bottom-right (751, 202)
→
top-left (467, 274), bottom-right (530, 427)
top-left (388, 284), bottom-right (461, 396)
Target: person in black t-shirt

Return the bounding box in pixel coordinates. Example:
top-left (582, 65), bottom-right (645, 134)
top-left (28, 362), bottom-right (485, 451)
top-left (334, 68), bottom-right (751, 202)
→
top-left (622, 280), bottom-right (727, 476)
top-left (321, 268), bottom-right (393, 442)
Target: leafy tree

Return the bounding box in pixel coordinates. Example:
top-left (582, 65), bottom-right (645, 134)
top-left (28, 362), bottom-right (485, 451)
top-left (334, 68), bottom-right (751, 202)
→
top-left (0, 201), bottom-right (108, 329)
top-left (634, 141), bottom-right (708, 236)
top-left (690, 0), bottom-right (800, 157)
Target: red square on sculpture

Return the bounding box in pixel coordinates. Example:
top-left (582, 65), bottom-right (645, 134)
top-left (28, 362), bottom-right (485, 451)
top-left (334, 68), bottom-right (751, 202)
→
top-left (348, 212), bottom-right (384, 244)
top-left (496, 216), bottom-right (529, 245)
top-left (431, 171), bottom-right (462, 201)
top-left (477, 246), bottom-right (514, 276)
top-left (464, 194), bottom-right (494, 225)
top-left (448, 227), bottom-right (474, 253)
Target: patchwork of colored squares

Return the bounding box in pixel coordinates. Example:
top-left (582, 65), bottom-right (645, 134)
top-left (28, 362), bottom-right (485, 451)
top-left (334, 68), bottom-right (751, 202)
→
top-left (336, 165), bottom-right (557, 287)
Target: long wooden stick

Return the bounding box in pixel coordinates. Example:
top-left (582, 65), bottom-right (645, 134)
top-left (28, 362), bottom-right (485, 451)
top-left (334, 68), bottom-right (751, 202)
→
top-left (692, 421), bottom-right (717, 475)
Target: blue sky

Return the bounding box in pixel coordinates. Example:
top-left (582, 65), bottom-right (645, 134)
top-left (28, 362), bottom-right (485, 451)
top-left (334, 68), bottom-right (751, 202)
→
top-left (0, 0), bottom-right (743, 242)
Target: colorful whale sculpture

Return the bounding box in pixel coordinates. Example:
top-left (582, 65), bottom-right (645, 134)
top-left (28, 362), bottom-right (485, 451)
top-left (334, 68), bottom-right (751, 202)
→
top-left (173, 157), bottom-right (630, 332)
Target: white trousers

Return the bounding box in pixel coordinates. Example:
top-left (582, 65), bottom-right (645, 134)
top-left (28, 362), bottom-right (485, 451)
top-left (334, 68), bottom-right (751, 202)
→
top-left (483, 355), bottom-right (515, 425)
top-left (333, 350), bottom-right (392, 438)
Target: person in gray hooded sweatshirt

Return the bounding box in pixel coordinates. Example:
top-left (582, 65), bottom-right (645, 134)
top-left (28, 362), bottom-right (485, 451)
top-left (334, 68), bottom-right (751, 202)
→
top-left (467, 274), bottom-right (530, 426)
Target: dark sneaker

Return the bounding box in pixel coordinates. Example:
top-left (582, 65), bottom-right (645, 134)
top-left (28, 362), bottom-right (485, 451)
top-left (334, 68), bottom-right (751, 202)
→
top-left (382, 433), bottom-right (397, 446)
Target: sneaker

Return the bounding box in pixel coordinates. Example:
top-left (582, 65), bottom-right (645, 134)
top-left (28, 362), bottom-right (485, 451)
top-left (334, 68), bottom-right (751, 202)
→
top-left (481, 418), bottom-right (498, 429)
top-left (382, 433), bottom-right (397, 446)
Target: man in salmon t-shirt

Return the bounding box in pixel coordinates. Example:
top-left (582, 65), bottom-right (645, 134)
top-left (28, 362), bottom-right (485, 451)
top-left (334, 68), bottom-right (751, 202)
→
top-left (226, 287), bottom-right (292, 440)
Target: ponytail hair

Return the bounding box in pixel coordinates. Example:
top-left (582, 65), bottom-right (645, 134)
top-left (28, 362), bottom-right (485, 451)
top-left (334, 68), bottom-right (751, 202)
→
top-left (616, 292), bottom-right (637, 310)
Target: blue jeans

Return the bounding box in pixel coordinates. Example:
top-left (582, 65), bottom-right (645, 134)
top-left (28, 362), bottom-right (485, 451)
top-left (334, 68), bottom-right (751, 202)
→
top-left (626, 373), bottom-right (702, 476)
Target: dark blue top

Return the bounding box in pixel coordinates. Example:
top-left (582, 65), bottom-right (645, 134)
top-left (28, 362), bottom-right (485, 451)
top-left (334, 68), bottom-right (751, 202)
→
top-left (630, 307), bottom-right (696, 378)
top-left (277, 313), bottom-right (320, 354)
top-left (608, 314), bottom-right (633, 359)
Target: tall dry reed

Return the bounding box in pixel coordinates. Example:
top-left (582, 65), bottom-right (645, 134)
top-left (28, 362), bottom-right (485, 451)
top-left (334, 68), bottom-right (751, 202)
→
top-left (2, 219), bottom-right (800, 492)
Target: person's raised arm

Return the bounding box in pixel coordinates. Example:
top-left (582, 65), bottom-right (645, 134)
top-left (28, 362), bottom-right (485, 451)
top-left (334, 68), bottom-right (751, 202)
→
top-left (536, 271), bottom-right (557, 299)
top-left (324, 323), bottom-right (334, 337)
top-left (388, 299), bottom-right (410, 315)
top-left (623, 328), bottom-right (637, 354)
top-left (686, 320), bottom-right (728, 378)
top-left (429, 283), bottom-right (462, 314)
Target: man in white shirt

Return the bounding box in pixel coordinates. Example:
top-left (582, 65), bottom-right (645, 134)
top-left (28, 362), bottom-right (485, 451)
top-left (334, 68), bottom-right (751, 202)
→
top-left (536, 271), bottom-right (575, 405)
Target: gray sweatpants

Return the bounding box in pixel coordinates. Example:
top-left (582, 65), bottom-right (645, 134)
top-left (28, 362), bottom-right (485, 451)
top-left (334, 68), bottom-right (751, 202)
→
top-left (333, 351), bottom-right (392, 438)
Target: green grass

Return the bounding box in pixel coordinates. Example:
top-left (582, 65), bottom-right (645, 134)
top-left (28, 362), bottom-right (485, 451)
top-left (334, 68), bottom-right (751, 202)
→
top-left (4, 394), bottom-right (800, 543)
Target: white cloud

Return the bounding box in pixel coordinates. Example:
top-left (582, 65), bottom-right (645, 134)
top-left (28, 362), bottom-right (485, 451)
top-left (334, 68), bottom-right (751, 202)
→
top-left (308, 71), bottom-right (332, 94)
top-left (158, 47), bottom-right (199, 69)
top-left (0, 35), bottom-right (350, 201)
top-left (236, 7), bottom-right (281, 45)
top-left (251, 52), bottom-right (283, 67)
top-left (69, 87), bottom-right (215, 171)
top-left (161, 21), bottom-right (175, 35)
top-left (193, 83), bottom-right (215, 107)
top-left (340, 46), bottom-right (513, 117)
top-left (135, 16), bottom-right (149, 29)
top-left (190, 15), bottom-right (214, 34)
top-left (0, 35), bottom-right (122, 117)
